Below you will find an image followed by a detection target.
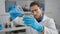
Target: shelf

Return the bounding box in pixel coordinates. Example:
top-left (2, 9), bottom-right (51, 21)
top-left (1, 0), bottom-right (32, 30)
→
top-left (0, 27), bottom-right (27, 32)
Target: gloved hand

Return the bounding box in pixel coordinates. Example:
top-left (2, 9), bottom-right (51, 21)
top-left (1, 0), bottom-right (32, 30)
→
top-left (23, 16), bottom-right (44, 32)
top-left (8, 5), bottom-right (24, 19)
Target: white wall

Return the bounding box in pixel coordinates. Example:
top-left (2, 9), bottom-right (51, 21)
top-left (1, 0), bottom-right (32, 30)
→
top-left (0, 0), bottom-right (10, 25)
top-left (45, 0), bottom-right (60, 33)
top-left (0, 0), bottom-right (9, 15)
top-left (0, 0), bottom-right (9, 34)
top-left (0, 0), bottom-right (5, 15)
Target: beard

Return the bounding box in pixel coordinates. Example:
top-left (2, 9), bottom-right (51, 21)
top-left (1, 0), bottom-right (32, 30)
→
top-left (34, 14), bottom-right (42, 21)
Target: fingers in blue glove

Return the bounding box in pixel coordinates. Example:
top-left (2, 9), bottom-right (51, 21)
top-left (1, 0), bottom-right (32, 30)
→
top-left (23, 16), bottom-right (34, 21)
top-left (10, 11), bottom-right (22, 19)
top-left (23, 16), bottom-right (35, 24)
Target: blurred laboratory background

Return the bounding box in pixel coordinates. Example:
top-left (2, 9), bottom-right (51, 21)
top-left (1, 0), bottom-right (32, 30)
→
top-left (0, 0), bottom-right (60, 34)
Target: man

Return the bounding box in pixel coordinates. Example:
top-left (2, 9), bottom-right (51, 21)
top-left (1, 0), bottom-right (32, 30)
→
top-left (23, 1), bottom-right (58, 34)
top-left (8, 1), bottom-right (58, 34)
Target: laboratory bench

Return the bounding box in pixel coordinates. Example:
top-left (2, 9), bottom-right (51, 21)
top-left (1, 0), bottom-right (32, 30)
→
top-left (0, 26), bottom-right (27, 34)
top-left (0, 27), bottom-right (26, 32)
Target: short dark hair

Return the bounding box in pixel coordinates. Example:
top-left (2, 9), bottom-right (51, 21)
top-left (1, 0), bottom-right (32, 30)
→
top-left (30, 1), bottom-right (42, 8)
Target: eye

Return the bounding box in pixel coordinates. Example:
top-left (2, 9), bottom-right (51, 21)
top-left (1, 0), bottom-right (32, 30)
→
top-left (35, 9), bottom-right (38, 11)
top-left (30, 9), bottom-right (38, 13)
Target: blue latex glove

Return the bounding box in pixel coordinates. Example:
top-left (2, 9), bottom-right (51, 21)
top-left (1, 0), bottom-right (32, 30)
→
top-left (9, 11), bottom-right (23, 19)
top-left (8, 5), bottom-right (24, 19)
top-left (23, 16), bottom-right (44, 33)
top-left (8, 5), bottom-right (16, 12)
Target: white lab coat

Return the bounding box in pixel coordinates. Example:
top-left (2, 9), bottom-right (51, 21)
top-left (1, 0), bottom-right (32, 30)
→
top-left (12, 15), bottom-right (58, 34)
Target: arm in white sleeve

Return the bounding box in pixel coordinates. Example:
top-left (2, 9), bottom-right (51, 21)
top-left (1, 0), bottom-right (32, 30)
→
top-left (44, 18), bottom-right (58, 34)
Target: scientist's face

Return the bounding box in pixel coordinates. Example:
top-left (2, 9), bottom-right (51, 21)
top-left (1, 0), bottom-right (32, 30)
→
top-left (30, 5), bottom-right (42, 20)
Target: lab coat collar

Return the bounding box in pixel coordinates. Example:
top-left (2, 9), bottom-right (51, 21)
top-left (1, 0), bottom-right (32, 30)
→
top-left (36, 14), bottom-right (44, 22)
top-left (39, 15), bottom-right (47, 23)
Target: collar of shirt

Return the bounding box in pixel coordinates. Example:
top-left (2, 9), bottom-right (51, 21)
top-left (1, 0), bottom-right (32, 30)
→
top-left (37, 14), bottom-right (44, 22)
